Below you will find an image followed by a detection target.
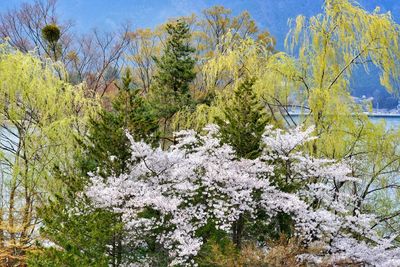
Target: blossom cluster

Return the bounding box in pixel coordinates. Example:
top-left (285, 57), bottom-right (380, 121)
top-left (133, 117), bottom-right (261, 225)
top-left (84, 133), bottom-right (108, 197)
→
top-left (86, 125), bottom-right (400, 266)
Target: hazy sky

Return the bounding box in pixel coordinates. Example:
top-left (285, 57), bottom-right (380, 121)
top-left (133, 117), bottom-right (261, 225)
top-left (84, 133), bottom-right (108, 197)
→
top-left (1, 0), bottom-right (399, 50)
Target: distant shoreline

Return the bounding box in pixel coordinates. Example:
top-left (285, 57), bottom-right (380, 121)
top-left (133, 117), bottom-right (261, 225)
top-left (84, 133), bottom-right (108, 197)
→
top-left (364, 113), bottom-right (400, 118)
top-left (288, 113), bottom-right (400, 118)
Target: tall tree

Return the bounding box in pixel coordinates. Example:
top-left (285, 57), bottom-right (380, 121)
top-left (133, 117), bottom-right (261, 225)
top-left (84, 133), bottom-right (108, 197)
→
top-left (214, 78), bottom-right (271, 249)
top-left (282, 1), bottom-right (400, 233)
top-left (150, 20), bottom-right (196, 145)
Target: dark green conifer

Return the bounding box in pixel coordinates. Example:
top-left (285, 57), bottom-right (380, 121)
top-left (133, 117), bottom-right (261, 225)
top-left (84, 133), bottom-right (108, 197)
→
top-left (215, 78), bottom-right (269, 159)
top-left (214, 79), bottom-right (295, 247)
top-left (150, 20), bottom-right (196, 143)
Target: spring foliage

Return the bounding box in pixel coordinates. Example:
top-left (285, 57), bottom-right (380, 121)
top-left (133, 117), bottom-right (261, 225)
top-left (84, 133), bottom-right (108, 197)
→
top-left (1, 0), bottom-right (400, 266)
top-left (87, 125), bottom-right (400, 266)
top-left (189, 0), bottom-right (400, 239)
top-left (200, 0), bottom-right (400, 158)
top-left (0, 42), bottom-right (99, 264)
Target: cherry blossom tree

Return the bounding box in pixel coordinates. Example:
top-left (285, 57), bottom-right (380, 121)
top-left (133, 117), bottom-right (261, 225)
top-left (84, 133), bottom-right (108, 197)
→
top-left (86, 125), bottom-right (400, 266)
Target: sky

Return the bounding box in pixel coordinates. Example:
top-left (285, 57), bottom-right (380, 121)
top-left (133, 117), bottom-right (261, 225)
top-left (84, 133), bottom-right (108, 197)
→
top-left (1, 0), bottom-right (400, 50)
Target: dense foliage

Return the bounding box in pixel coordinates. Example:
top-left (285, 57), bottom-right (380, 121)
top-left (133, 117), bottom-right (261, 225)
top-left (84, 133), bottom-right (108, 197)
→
top-left (28, 70), bottom-right (159, 266)
top-left (0, 43), bottom-right (99, 265)
top-left (149, 20), bottom-right (196, 147)
top-left (0, 0), bottom-right (400, 266)
top-left (86, 125), bottom-right (400, 266)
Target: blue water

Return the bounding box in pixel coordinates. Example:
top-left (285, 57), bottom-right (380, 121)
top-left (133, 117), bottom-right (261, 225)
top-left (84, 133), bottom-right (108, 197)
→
top-left (370, 116), bottom-right (400, 129)
top-left (286, 115), bottom-right (400, 130)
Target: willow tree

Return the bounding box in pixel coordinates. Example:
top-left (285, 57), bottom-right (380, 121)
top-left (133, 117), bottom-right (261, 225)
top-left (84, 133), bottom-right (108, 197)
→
top-left (282, 0), bottom-right (400, 155)
top-left (0, 43), bottom-right (98, 265)
top-left (282, 0), bottom-right (400, 233)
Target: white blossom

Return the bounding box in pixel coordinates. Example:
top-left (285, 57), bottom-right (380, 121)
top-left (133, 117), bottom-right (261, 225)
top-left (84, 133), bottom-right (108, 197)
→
top-left (86, 124), bottom-right (400, 266)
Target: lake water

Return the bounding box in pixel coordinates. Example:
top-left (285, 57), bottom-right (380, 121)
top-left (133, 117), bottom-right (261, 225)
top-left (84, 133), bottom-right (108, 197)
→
top-left (287, 115), bottom-right (400, 130)
top-left (370, 116), bottom-right (400, 129)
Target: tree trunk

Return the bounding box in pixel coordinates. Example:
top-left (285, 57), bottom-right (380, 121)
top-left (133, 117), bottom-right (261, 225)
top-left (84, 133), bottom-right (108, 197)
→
top-left (232, 214), bottom-right (244, 249)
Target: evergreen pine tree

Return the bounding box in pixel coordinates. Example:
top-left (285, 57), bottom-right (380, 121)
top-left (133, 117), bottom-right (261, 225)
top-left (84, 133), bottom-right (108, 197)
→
top-left (214, 79), bottom-right (295, 248)
top-left (150, 20), bottom-right (196, 143)
top-left (215, 78), bottom-right (269, 159)
top-left (28, 171), bottom-right (118, 267)
top-left (213, 78), bottom-right (270, 250)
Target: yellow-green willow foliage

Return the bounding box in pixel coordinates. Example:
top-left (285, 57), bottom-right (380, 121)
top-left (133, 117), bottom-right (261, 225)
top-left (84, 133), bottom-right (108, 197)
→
top-left (287, 1), bottom-right (400, 93)
top-left (198, 0), bottom-right (400, 155)
top-left (283, 0), bottom-right (400, 156)
top-left (175, 27), bottom-right (294, 130)
top-left (0, 43), bottom-right (99, 264)
top-left (173, 32), bottom-right (277, 131)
